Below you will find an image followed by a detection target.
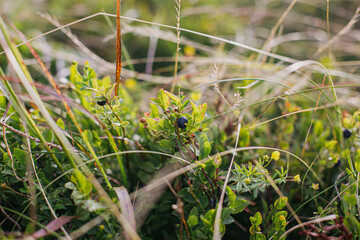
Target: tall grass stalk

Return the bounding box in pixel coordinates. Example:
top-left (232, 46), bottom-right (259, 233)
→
top-left (170, 0), bottom-right (182, 92)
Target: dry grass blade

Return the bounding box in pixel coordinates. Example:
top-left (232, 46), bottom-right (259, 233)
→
top-left (133, 162), bottom-right (183, 228)
top-left (315, 6), bottom-right (360, 57)
top-left (213, 123), bottom-right (241, 239)
top-left (31, 216), bottom-right (74, 239)
top-left (114, 187), bottom-right (136, 240)
top-left (280, 214), bottom-right (337, 239)
top-left (260, 0), bottom-right (297, 62)
top-left (69, 216), bottom-right (104, 239)
top-left (300, 74), bottom-right (327, 157)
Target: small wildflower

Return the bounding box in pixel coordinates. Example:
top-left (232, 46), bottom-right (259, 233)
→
top-left (271, 151), bottom-right (280, 161)
top-left (294, 174), bottom-right (301, 183)
top-left (213, 154), bottom-right (222, 166)
top-left (190, 91), bottom-right (202, 101)
top-left (244, 177), bottom-right (251, 185)
top-left (184, 45), bottom-right (196, 57)
top-left (311, 183), bottom-right (319, 190)
top-left (263, 155), bottom-right (270, 162)
top-left (99, 224), bottom-right (105, 230)
top-left (124, 78), bottom-right (137, 90)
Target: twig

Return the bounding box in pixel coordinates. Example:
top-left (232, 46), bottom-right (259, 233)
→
top-left (0, 120), bottom-right (63, 151)
top-left (2, 110), bottom-right (26, 182)
top-left (0, 205), bottom-right (21, 230)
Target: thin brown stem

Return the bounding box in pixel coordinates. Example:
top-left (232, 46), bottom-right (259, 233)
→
top-left (115, 0), bottom-right (122, 96)
top-left (0, 205), bottom-right (21, 230)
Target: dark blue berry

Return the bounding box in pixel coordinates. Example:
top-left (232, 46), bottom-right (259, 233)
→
top-left (177, 117), bottom-right (188, 129)
top-left (97, 100), bottom-right (107, 106)
top-left (334, 159), bottom-right (341, 168)
top-left (343, 129), bottom-right (352, 139)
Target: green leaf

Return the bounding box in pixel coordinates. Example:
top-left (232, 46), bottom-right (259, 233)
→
top-left (150, 97), bottom-right (161, 106)
top-left (195, 230), bottom-right (207, 239)
top-left (64, 182), bottom-right (76, 190)
top-left (199, 133), bottom-right (211, 160)
top-left (220, 208), bottom-right (233, 223)
top-left (71, 169), bottom-right (92, 197)
top-left (43, 129), bottom-right (54, 142)
top-left (274, 214), bottom-right (287, 230)
top-left (274, 211), bottom-right (288, 219)
top-left (191, 101), bottom-right (199, 123)
top-left (250, 212), bottom-right (262, 226)
top-left (201, 209), bottom-right (215, 226)
top-left (0, 95), bottom-right (6, 108)
top-left (226, 186), bottom-right (236, 206)
top-left (157, 89), bottom-right (170, 110)
top-left (149, 103), bottom-right (160, 118)
top-left (344, 213), bottom-right (360, 236)
top-left (195, 103), bottom-right (207, 122)
top-left (14, 148), bottom-right (27, 163)
top-left (56, 118), bottom-right (65, 130)
top-left (232, 198), bottom-right (250, 214)
top-left (145, 118), bottom-right (158, 132)
top-left (98, 76), bottom-right (111, 89)
top-left (69, 62), bottom-right (82, 84)
top-left (91, 130), bottom-right (102, 147)
top-left (14, 148), bottom-right (27, 176)
top-left (274, 197), bottom-right (288, 210)
top-left (178, 188), bottom-right (196, 203)
top-left (121, 121), bottom-right (130, 127)
top-left (187, 207), bottom-right (198, 228)
top-left (181, 99), bottom-right (191, 110)
top-left (238, 127), bottom-right (250, 147)
top-left (191, 101), bottom-right (199, 115)
top-left (84, 129), bottom-right (93, 142)
top-left (118, 85), bottom-right (133, 106)
top-left (158, 139), bottom-right (175, 153)
top-left (313, 120), bottom-right (323, 136)
top-left (165, 91), bottom-right (181, 106)
top-left (83, 63), bottom-right (97, 82)
top-left (3, 153), bottom-right (10, 167)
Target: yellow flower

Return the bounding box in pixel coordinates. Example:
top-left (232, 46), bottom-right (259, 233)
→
top-left (190, 91), bottom-right (202, 101)
top-left (184, 45), bottom-right (196, 57)
top-left (311, 183), bottom-right (319, 190)
top-left (294, 174), bottom-right (301, 183)
top-left (125, 78), bottom-right (137, 90)
top-left (271, 151), bottom-right (280, 161)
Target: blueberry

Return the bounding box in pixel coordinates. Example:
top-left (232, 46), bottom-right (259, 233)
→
top-left (97, 100), bottom-right (107, 106)
top-left (177, 117), bottom-right (188, 129)
top-left (343, 129), bottom-right (352, 139)
top-left (334, 159), bottom-right (341, 168)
